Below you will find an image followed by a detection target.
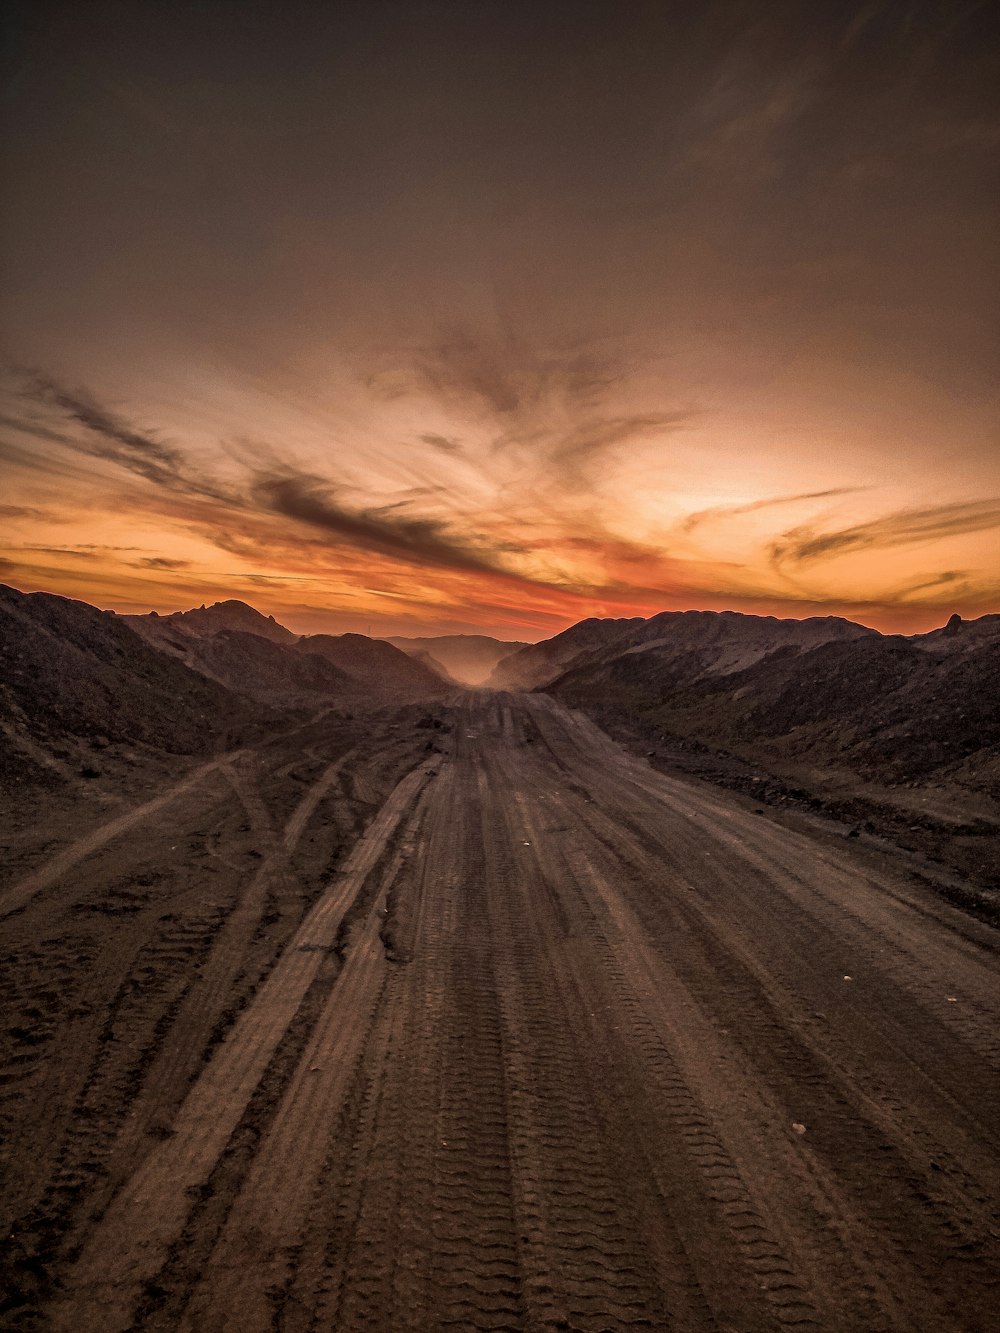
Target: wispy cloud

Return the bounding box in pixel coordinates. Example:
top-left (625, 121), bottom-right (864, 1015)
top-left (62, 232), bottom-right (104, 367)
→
top-left (0, 503), bottom-right (55, 521)
top-left (26, 373), bottom-right (187, 483)
top-left (419, 433), bottom-right (463, 454)
top-left (681, 488), bottom-right (864, 534)
top-left (368, 328), bottom-right (624, 421)
top-left (769, 499), bottom-right (1000, 568)
top-left (14, 371), bottom-right (237, 503)
top-left (251, 470), bottom-right (518, 578)
top-left (10, 371), bottom-right (540, 585)
top-left (134, 555), bottom-right (192, 570)
top-left (549, 411), bottom-right (698, 469)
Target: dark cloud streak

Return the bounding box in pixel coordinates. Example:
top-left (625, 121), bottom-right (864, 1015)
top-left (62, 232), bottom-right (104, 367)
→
top-left (252, 471), bottom-right (519, 578)
top-left (770, 500), bottom-right (1000, 567)
top-left (19, 372), bottom-right (237, 503)
top-left (12, 371), bottom-right (540, 584)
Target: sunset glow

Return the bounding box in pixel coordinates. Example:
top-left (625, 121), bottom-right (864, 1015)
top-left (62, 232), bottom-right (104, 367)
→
top-left (2, 3), bottom-right (997, 638)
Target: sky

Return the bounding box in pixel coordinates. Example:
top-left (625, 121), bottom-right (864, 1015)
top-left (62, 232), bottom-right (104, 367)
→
top-left (1, 0), bottom-right (998, 640)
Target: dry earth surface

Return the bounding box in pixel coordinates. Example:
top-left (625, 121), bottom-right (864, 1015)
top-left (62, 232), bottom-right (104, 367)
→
top-left (2, 693), bottom-right (998, 1331)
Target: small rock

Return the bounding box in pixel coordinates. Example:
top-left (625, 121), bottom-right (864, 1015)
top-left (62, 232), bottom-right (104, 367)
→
top-left (792, 1122), bottom-right (807, 1135)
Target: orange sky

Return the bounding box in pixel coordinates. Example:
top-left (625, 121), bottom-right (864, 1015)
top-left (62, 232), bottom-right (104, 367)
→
top-left (2, 2), bottom-right (998, 640)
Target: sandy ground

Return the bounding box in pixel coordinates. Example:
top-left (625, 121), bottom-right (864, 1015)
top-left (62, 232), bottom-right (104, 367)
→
top-left (1, 693), bottom-right (998, 1331)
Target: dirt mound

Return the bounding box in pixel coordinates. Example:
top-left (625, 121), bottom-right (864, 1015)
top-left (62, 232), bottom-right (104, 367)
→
top-left (299, 633), bottom-right (450, 702)
top-left (544, 611), bottom-right (999, 892)
top-left (550, 615), bottom-right (999, 790)
top-left (495, 608), bottom-right (872, 691)
top-left (0, 585), bottom-right (258, 795)
top-left (488, 616), bottom-right (644, 689)
top-left (180, 630), bottom-right (361, 706)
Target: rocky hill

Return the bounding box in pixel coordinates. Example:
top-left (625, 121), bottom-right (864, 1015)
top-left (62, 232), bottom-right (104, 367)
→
top-left (545, 610), bottom-right (997, 790)
top-left (125, 599), bottom-right (296, 646)
top-left (390, 634), bottom-right (529, 685)
top-left (125, 602), bottom-right (440, 707)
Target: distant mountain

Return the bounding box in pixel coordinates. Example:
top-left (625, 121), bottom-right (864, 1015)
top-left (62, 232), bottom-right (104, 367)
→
top-left (0, 584), bottom-right (256, 792)
top-left (298, 633), bottom-right (449, 702)
top-left (389, 634), bottom-right (529, 685)
top-left (487, 617), bottom-right (645, 689)
top-left (124, 599), bottom-right (296, 647)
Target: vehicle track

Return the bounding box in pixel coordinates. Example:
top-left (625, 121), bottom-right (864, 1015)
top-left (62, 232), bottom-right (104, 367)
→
top-left (48, 760), bottom-right (433, 1332)
top-left (8, 692), bottom-right (1000, 1332)
top-left (0, 749), bottom-right (248, 920)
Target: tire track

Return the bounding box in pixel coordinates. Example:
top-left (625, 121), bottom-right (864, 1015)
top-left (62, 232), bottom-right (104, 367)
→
top-left (20, 692), bottom-right (1000, 1332)
top-left (517, 693), bottom-right (1000, 1328)
top-left (100, 751), bottom-right (359, 1202)
top-left (48, 759), bottom-right (431, 1333)
top-left (182, 777), bottom-right (433, 1332)
top-left (0, 749), bottom-right (248, 919)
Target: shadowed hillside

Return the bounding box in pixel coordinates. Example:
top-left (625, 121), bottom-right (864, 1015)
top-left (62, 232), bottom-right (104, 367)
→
top-left (488, 617), bottom-right (645, 689)
top-left (0, 585), bottom-right (259, 795)
top-left (125, 599), bottom-right (296, 646)
top-left (299, 633), bottom-right (451, 702)
top-left (539, 609), bottom-right (1000, 900)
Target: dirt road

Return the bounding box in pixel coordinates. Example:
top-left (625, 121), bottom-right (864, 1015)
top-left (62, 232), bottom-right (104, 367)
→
top-left (2, 693), bottom-right (998, 1331)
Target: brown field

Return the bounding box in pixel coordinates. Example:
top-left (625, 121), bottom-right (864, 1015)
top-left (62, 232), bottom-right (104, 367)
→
top-left (2, 693), bottom-right (998, 1331)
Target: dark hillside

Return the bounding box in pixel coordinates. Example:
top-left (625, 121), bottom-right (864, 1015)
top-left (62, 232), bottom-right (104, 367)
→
top-left (125, 599), bottom-right (296, 646)
top-left (544, 610), bottom-right (1000, 899)
top-left (0, 585), bottom-right (257, 792)
top-left (299, 633), bottom-right (450, 702)
top-left (488, 616), bottom-right (644, 689)
top-left (182, 630), bottom-right (360, 707)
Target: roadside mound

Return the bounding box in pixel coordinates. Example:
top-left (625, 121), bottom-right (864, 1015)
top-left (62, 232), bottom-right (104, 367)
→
top-left (488, 617), bottom-right (644, 689)
top-left (0, 584), bottom-right (258, 794)
top-left (299, 633), bottom-right (451, 702)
